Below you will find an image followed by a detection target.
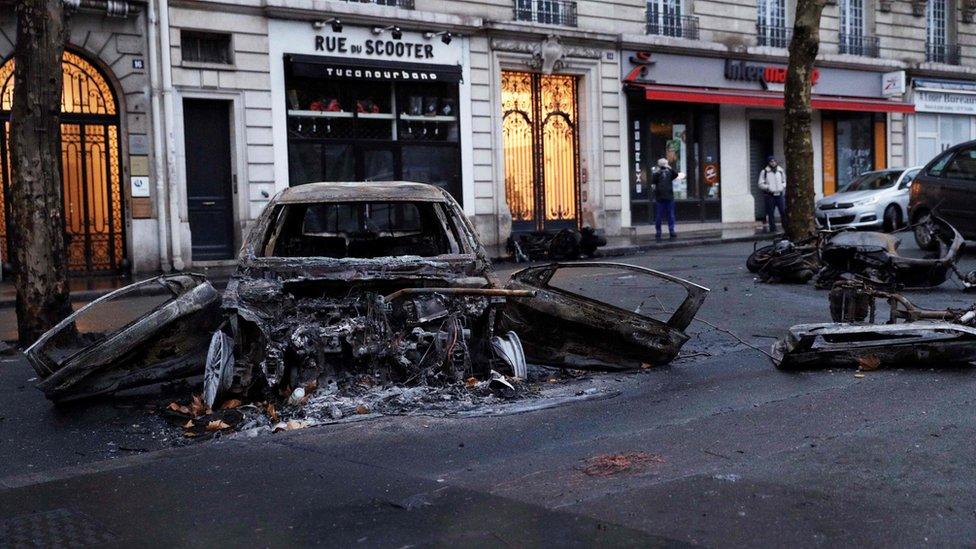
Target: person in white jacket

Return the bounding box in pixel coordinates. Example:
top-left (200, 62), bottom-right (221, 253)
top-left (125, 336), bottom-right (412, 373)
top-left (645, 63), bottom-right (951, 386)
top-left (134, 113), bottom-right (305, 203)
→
top-left (758, 156), bottom-right (787, 232)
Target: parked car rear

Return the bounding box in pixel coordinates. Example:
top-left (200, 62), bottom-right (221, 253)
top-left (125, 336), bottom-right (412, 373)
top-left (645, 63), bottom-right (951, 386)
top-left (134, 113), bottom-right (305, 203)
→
top-left (909, 140), bottom-right (976, 249)
top-left (815, 167), bottom-right (921, 232)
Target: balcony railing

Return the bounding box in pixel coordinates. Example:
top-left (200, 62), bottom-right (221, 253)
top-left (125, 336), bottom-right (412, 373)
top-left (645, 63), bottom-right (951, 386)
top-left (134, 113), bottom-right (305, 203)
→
top-left (514, 0), bottom-right (578, 27)
top-left (646, 13), bottom-right (700, 39)
top-left (756, 24), bottom-right (792, 48)
top-left (926, 41), bottom-right (961, 64)
top-left (839, 33), bottom-right (879, 57)
top-left (343, 0), bottom-right (415, 7)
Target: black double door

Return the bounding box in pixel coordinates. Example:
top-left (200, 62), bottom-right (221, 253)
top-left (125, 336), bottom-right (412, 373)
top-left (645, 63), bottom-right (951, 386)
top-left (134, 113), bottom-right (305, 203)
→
top-left (749, 119), bottom-right (775, 221)
top-left (183, 99), bottom-right (235, 260)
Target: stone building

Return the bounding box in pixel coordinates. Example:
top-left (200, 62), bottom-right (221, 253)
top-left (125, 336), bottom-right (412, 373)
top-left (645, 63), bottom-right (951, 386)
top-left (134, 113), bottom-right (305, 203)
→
top-left (0, 0), bottom-right (974, 274)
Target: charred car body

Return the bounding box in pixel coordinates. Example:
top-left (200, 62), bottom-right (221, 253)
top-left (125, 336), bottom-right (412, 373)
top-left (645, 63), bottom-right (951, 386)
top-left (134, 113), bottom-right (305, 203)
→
top-left (27, 182), bottom-right (709, 403)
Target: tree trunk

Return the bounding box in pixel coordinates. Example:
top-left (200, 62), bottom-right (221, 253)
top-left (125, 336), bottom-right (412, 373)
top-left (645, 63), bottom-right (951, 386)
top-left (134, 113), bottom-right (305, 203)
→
top-left (783, 0), bottom-right (826, 241)
top-left (9, 0), bottom-right (72, 346)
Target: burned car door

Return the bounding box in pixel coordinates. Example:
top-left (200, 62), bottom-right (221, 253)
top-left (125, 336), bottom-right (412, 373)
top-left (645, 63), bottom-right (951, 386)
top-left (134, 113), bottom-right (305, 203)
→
top-left (26, 274), bottom-right (221, 402)
top-left (499, 262), bottom-right (708, 370)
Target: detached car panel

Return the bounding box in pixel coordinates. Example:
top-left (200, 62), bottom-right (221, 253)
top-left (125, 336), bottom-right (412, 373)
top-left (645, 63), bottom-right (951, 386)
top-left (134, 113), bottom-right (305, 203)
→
top-left (26, 274), bottom-right (221, 402)
top-left (500, 262), bottom-right (709, 370)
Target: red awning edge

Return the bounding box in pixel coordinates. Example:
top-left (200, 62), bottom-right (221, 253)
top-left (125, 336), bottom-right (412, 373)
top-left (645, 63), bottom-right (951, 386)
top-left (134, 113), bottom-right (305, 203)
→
top-left (640, 84), bottom-right (915, 114)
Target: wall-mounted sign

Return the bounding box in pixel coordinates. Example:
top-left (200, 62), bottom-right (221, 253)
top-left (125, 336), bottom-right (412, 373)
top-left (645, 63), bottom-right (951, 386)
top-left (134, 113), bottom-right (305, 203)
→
top-left (724, 60), bottom-right (820, 88)
top-left (914, 89), bottom-right (976, 115)
top-left (622, 51), bottom-right (889, 99)
top-left (882, 71), bottom-right (906, 96)
top-left (314, 36), bottom-right (435, 60)
top-left (131, 176), bottom-right (150, 198)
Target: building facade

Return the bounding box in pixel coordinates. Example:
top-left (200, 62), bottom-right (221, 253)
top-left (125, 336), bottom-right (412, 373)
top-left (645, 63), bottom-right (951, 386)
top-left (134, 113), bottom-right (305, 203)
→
top-left (1, 0), bottom-right (976, 274)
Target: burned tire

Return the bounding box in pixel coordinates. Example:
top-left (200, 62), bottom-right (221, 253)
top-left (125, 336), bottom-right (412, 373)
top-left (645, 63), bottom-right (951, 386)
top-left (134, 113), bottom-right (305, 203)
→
top-left (913, 212), bottom-right (938, 251)
top-left (746, 244), bottom-right (775, 273)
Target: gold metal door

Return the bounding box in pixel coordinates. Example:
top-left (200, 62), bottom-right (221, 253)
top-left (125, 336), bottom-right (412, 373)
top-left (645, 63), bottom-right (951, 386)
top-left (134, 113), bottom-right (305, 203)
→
top-left (0, 51), bottom-right (125, 274)
top-left (502, 71), bottom-right (580, 232)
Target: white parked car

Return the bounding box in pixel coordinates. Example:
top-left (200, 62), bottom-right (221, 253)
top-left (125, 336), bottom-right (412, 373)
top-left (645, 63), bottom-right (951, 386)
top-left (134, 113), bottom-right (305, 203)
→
top-left (815, 166), bottom-right (923, 232)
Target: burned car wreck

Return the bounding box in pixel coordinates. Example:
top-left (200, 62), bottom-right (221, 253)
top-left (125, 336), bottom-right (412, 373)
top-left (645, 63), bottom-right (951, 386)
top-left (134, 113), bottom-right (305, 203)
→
top-left (27, 182), bottom-right (709, 405)
top-left (773, 280), bottom-right (976, 370)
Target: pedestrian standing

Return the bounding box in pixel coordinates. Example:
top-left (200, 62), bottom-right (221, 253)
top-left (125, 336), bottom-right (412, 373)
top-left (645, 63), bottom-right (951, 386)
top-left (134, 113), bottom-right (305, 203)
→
top-left (758, 156), bottom-right (787, 233)
top-left (651, 158), bottom-right (679, 241)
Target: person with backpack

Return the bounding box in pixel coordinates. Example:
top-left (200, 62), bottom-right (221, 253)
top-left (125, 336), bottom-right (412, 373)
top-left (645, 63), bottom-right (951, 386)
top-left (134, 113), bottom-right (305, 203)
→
top-left (758, 156), bottom-right (787, 232)
top-left (651, 157), bottom-right (680, 241)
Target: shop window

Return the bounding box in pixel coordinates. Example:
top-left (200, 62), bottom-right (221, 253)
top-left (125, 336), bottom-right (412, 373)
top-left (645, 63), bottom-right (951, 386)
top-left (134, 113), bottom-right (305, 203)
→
top-left (285, 60), bottom-right (462, 201)
top-left (628, 97), bottom-right (721, 224)
top-left (181, 31), bottom-right (233, 65)
top-left (822, 112), bottom-right (886, 193)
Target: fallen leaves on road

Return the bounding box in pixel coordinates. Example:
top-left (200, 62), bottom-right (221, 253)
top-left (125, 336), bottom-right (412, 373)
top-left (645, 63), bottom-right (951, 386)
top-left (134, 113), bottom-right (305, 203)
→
top-left (857, 355), bottom-right (881, 372)
top-left (580, 452), bottom-right (665, 477)
top-left (272, 420), bottom-right (308, 432)
top-left (220, 399), bottom-right (242, 410)
top-left (206, 420), bottom-right (232, 431)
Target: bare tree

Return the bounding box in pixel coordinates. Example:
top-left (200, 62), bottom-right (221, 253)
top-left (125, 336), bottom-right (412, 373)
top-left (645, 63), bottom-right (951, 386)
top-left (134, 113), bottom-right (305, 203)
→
top-left (9, 0), bottom-right (72, 345)
top-left (783, 0), bottom-right (827, 240)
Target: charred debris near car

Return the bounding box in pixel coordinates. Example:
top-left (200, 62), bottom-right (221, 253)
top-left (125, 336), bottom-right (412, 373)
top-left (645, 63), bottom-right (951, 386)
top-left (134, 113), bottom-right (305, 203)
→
top-left (752, 215), bottom-right (976, 371)
top-left (25, 182), bottom-right (710, 436)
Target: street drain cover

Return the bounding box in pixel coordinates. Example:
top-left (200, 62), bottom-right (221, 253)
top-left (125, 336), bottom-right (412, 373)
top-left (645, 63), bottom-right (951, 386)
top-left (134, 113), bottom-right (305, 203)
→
top-left (0, 508), bottom-right (115, 548)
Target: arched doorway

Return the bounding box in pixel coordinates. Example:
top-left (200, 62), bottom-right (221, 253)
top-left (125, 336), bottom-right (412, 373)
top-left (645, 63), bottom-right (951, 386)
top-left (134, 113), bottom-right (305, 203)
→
top-left (0, 50), bottom-right (126, 275)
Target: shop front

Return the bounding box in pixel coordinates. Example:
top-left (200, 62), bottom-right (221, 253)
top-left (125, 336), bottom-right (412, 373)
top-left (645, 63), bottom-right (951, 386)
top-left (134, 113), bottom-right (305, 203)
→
top-left (909, 78), bottom-right (976, 167)
top-left (269, 21), bottom-right (469, 206)
top-left (622, 51), bottom-right (914, 225)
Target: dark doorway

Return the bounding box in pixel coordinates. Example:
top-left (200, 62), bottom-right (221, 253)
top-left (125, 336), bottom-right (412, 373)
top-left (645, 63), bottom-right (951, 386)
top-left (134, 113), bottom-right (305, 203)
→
top-left (183, 99), bottom-right (235, 260)
top-left (749, 119), bottom-right (775, 221)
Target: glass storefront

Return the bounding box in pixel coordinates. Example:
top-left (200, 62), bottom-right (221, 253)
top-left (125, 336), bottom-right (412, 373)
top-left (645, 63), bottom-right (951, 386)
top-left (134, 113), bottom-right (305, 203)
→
top-left (628, 94), bottom-right (721, 224)
top-left (822, 112), bottom-right (886, 194)
top-left (915, 113), bottom-right (974, 165)
top-left (284, 56), bottom-right (462, 202)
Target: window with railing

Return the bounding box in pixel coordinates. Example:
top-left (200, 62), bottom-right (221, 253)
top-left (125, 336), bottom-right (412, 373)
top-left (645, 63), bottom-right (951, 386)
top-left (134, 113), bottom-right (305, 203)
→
top-left (756, 24), bottom-right (791, 47)
top-left (839, 33), bottom-right (879, 56)
top-left (838, 0), bottom-right (868, 53)
top-left (756, 0), bottom-right (788, 47)
top-left (514, 0), bottom-right (578, 26)
top-left (646, 0), bottom-right (699, 38)
top-left (925, 0), bottom-right (958, 63)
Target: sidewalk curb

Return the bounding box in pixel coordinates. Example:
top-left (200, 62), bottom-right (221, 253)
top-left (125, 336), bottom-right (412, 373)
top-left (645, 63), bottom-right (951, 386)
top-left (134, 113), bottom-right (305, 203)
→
top-left (489, 232), bottom-right (770, 263)
top-left (0, 233), bottom-right (770, 309)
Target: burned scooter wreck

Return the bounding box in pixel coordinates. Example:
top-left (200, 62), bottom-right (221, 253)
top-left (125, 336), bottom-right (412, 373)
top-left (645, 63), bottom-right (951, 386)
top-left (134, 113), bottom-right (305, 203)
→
top-left (773, 279), bottom-right (976, 370)
top-left (26, 182), bottom-right (709, 411)
top-left (747, 215), bottom-right (975, 289)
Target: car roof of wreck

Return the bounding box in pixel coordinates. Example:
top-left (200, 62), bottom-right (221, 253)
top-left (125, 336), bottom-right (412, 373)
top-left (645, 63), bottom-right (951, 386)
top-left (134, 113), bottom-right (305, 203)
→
top-left (277, 181), bottom-right (449, 204)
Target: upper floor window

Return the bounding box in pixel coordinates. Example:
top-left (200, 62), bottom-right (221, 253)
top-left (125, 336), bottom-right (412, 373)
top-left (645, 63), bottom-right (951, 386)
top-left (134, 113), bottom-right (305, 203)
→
top-left (926, 0), bottom-right (959, 63)
top-left (839, 0), bottom-right (864, 38)
top-left (756, 0), bottom-right (789, 47)
top-left (514, 0), bottom-right (578, 26)
top-left (646, 0), bottom-right (699, 38)
top-left (838, 0), bottom-right (879, 56)
top-left (181, 30), bottom-right (233, 65)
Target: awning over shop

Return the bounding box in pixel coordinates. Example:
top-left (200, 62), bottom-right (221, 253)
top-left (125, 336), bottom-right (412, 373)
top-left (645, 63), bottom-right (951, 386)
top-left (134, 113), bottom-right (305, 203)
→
top-left (286, 54), bottom-right (463, 83)
top-left (637, 84), bottom-right (915, 113)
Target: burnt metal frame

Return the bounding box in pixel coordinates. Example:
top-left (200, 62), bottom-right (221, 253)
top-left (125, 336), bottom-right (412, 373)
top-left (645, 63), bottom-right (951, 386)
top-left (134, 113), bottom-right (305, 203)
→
top-left (0, 52), bottom-right (126, 276)
top-left (504, 72), bottom-right (582, 233)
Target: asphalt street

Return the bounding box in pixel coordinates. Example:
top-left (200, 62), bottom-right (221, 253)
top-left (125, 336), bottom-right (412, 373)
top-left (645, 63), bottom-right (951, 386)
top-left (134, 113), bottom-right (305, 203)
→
top-left (3, 237), bottom-right (976, 546)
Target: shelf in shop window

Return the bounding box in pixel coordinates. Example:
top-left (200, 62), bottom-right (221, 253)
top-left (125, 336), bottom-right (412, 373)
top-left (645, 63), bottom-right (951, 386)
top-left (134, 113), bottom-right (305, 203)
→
top-left (399, 114), bottom-right (458, 122)
top-left (356, 112), bottom-right (396, 120)
top-left (288, 110), bottom-right (354, 119)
